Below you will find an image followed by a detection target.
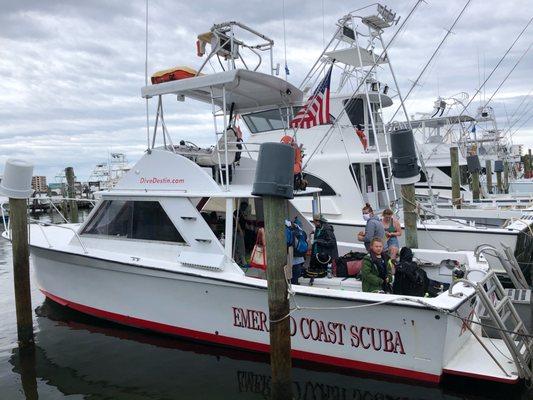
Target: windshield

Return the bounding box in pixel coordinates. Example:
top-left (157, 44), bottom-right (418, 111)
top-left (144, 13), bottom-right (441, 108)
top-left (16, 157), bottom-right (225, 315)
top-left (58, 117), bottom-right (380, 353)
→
top-left (242, 107), bottom-right (300, 134)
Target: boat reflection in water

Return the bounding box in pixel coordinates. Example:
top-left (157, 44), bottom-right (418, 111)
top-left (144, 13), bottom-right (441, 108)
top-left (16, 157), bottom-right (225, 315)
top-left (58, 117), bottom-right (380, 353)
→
top-left (9, 299), bottom-right (526, 400)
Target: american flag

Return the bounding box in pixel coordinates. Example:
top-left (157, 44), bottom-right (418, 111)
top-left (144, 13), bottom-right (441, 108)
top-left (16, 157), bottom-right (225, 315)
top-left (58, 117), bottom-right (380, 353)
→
top-left (290, 63), bottom-right (333, 129)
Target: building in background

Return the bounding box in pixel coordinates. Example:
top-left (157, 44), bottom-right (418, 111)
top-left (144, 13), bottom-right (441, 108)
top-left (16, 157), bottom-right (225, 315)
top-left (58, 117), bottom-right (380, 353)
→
top-left (32, 176), bottom-right (48, 193)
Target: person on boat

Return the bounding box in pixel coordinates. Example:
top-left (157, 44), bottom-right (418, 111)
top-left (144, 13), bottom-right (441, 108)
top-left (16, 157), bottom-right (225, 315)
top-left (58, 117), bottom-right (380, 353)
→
top-left (393, 247), bottom-right (429, 297)
top-left (357, 203), bottom-right (386, 251)
top-left (361, 238), bottom-right (393, 293)
top-left (310, 214), bottom-right (338, 271)
top-left (280, 135), bottom-right (306, 190)
top-left (233, 201), bottom-right (249, 266)
top-left (381, 208), bottom-right (402, 260)
top-left (355, 124), bottom-right (368, 152)
top-left (285, 220), bottom-right (307, 285)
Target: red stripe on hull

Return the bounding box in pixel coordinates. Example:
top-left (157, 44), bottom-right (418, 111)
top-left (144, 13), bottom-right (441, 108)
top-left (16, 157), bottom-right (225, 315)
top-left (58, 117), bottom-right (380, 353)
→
top-left (41, 290), bottom-right (441, 383)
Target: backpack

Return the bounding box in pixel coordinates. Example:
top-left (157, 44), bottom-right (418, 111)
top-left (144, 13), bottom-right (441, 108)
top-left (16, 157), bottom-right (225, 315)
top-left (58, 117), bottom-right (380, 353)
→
top-left (393, 261), bottom-right (429, 297)
top-left (292, 226), bottom-right (308, 257)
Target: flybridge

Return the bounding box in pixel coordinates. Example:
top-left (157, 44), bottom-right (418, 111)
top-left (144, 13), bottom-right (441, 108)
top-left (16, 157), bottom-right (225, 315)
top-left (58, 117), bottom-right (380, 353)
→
top-left (141, 69), bottom-right (302, 114)
top-left (141, 21), bottom-right (307, 191)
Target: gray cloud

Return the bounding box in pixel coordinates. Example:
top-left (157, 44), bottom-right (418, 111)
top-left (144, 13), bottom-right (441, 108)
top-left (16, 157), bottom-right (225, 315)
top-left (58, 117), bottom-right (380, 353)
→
top-left (0, 0), bottom-right (531, 181)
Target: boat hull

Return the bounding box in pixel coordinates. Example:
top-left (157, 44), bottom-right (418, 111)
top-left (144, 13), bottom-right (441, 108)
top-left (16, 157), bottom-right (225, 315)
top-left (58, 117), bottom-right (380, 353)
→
top-left (31, 246), bottom-right (477, 384)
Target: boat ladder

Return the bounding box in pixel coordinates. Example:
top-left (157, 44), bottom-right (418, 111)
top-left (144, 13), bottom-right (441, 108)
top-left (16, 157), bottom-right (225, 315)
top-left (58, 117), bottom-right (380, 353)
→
top-left (458, 270), bottom-right (533, 380)
top-left (474, 243), bottom-right (529, 289)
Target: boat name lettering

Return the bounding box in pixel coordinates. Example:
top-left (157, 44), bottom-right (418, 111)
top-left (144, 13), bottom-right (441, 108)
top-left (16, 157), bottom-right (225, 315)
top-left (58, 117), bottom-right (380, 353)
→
top-left (349, 325), bottom-right (405, 354)
top-left (139, 177), bottom-right (185, 184)
top-left (299, 318), bottom-right (346, 345)
top-left (232, 307), bottom-right (406, 354)
top-left (233, 307), bottom-right (269, 332)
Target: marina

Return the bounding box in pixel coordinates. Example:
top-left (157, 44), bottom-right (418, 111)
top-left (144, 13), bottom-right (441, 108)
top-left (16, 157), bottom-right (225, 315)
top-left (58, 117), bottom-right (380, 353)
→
top-left (0, 1), bottom-right (532, 399)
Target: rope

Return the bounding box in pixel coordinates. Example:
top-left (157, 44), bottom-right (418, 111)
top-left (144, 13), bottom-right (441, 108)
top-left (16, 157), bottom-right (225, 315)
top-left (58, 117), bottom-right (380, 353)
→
top-left (270, 267), bottom-right (533, 345)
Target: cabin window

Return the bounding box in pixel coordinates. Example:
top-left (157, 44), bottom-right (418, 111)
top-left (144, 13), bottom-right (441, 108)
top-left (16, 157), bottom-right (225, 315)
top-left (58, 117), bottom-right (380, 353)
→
top-left (300, 173), bottom-right (336, 196)
top-left (343, 99), bottom-right (375, 147)
top-left (82, 200), bottom-right (185, 243)
top-left (375, 162), bottom-right (389, 191)
top-left (343, 99), bottom-right (364, 126)
top-left (242, 107), bottom-right (298, 134)
top-left (242, 106), bottom-right (334, 134)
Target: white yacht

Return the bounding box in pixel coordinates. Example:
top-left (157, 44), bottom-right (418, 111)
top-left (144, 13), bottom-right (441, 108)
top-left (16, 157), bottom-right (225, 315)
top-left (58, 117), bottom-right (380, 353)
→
top-left (237, 10), bottom-right (533, 273)
top-left (3, 17), bottom-right (531, 384)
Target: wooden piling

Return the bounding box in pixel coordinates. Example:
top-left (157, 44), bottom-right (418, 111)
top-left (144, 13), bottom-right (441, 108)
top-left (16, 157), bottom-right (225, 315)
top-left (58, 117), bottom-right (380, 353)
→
top-left (485, 160), bottom-right (493, 194)
top-left (263, 195), bottom-right (292, 400)
top-left (496, 171), bottom-right (503, 194)
top-left (401, 183), bottom-right (418, 248)
top-left (526, 149), bottom-right (533, 178)
top-left (450, 147), bottom-right (461, 208)
top-left (472, 170), bottom-right (480, 201)
top-left (65, 167), bottom-right (79, 223)
top-left (503, 161), bottom-right (509, 194)
top-left (9, 198), bottom-right (34, 346)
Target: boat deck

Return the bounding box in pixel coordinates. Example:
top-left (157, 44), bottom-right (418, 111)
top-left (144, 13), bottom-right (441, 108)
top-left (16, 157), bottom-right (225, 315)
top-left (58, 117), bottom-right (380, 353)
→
top-left (443, 333), bottom-right (519, 383)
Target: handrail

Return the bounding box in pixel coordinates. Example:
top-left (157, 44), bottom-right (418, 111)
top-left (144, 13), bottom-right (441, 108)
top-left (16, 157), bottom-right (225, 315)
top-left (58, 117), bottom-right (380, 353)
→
top-left (0, 201), bottom-right (8, 231)
top-left (448, 268), bottom-right (489, 297)
top-left (29, 218), bottom-right (89, 254)
top-left (30, 196), bottom-right (96, 205)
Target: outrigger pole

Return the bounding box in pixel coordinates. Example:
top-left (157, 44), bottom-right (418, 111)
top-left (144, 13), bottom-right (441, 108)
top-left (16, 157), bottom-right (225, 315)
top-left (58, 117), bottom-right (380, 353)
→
top-left (456, 16), bottom-right (532, 127)
top-left (382, 0), bottom-right (473, 211)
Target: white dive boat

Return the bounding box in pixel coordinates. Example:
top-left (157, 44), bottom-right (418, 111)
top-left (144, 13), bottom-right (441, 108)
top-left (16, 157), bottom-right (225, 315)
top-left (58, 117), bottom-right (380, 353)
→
top-left (233, 10), bottom-right (533, 273)
top-left (4, 17), bottom-right (532, 385)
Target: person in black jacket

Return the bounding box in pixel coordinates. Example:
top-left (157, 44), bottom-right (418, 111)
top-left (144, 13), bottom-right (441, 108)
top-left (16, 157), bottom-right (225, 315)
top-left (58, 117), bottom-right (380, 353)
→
top-left (311, 215), bottom-right (339, 267)
top-left (393, 247), bottom-right (429, 296)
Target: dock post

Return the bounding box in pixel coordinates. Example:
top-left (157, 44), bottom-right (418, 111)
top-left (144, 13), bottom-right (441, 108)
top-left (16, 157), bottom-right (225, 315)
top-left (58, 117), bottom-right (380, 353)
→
top-left (264, 195), bottom-right (292, 399)
top-left (10, 198), bottom-right (34, 345)
top-left (450, 147), bottom-right (461, 208)
top-left (401, 183), bottom-right (418, 248)
top-left (0, 159), bottom-right (34, 346)
top-left (389, 129), bottom-right (419, 249)
top-left (485, 160), bottom-right (493, 194)
top-left (471, 170), bottom-right (480, 201)
top-left (65, 167), bottom-right (79, 223)
top-left (503, 160), bottom-right (509, 194)
top-left (524, 151), bottom-right (530, 179)
top-left (496, 171), bottom-right (503, 193)
top-left (252, 143), bottom-right (294, 400)
top-left (526, 149), bottom-right (533, 178)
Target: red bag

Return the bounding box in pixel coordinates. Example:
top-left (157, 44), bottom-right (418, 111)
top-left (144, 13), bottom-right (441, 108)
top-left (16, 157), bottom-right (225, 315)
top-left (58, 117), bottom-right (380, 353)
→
top-left (346, 259), bottom-right (364, 276)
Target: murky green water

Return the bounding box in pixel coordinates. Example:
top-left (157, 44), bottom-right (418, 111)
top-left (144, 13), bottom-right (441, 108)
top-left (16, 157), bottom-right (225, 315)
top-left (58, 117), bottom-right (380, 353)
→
top-left (0, 216), bottom-right (530, 399)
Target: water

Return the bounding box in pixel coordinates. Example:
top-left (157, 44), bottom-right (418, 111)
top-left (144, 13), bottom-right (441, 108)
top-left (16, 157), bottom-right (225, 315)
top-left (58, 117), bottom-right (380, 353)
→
top-left (0, 226), bottom-right (531, 399)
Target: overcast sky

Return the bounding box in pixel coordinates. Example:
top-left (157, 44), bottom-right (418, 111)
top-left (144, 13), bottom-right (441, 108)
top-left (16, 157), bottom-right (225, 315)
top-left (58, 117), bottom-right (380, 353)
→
top-left (0, 0), bottom-right (531, 182)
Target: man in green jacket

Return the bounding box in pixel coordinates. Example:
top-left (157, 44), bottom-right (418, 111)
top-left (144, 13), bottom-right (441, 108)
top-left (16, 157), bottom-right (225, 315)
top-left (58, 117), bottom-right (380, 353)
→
top-left (361, 238), bottom-right (393, 293)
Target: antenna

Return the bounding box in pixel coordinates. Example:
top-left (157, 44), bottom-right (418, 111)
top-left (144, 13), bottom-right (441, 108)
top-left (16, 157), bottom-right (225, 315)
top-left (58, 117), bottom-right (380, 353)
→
top-left (144, 0), bottom-right (150, 151)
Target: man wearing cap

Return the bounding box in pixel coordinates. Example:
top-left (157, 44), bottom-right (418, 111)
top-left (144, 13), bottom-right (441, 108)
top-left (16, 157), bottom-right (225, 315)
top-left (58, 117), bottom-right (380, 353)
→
top-left (310, 215), bottom-right (338, 269)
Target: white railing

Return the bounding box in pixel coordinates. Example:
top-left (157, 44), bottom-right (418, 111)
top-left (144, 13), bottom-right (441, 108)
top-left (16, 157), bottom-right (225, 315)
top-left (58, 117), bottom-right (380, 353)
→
top-left (28, 218), bottom-right (89, 254)
top-left (1, 197), bottom-right (92, 255)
